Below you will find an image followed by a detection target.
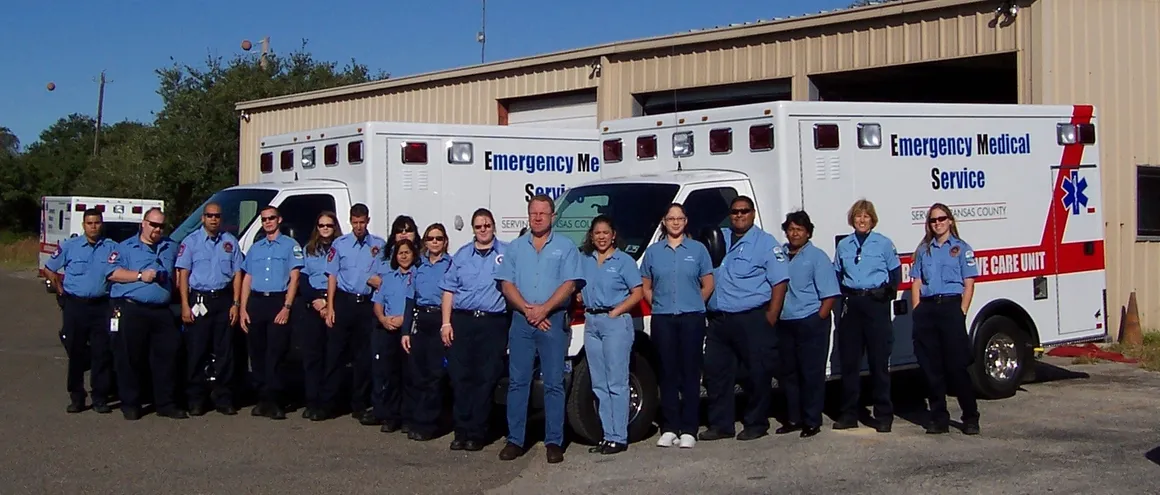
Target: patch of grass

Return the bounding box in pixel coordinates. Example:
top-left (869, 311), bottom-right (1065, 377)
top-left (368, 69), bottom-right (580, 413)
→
top-left (0, 235), bottom-right (39, 270)
top-left (1108, 332), bottom-right (1160, 372)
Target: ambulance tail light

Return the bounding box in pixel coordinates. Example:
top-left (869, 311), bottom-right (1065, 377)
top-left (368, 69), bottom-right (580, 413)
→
top-left (132, 206), bottom-right (143, 214)
top-left (603, 139), bottom-right (623, 163)
top-left (672, 131), bottom-right (694, 157)
top-left (260, 152), bottom-right (274, 173)
top-left (709, 128), bottom-right (732, 154)
top-left (857, 123), bottom-right (882, 149)
top-left (402, 142), bottom-right (428, 164)
top-left (447, 142), bottom-right (473, 164)
top-left (95, 204), bottom-right (105, 212)
top-left (749, 124), bottom-right (774, 151)
top-left (1058, 123), bottom-right (1097, 145)
top-left (280, 150), bottom-right (294, 171)
top-left (74, 203), bottom-right (86, 212)
top-left (636, 135), bottom-right (657, 160)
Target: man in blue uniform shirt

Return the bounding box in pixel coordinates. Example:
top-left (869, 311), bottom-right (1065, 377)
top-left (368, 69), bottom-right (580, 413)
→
top-left (102, 207), bottom-right (187, 420)
top-left (701, 196), bottom-right (790, 442)
top-left (240, 206), bottom-right (303, 420)
top-left (41, 208), bottom-right (118, 414)
top-left (323, 203), bottom-right (386, 421)
top-left (175, 202), bottom-right (244, 416)
top-left (495, 194), bottom-right (583, 465)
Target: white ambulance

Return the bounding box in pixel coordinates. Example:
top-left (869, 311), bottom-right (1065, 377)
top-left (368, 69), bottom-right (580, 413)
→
top-left (550, 101), bottom-right (1105, 443)
top-left (170, 121), bottom-right (602, 257)
top-left (39, 195), bottom-right (165, 292)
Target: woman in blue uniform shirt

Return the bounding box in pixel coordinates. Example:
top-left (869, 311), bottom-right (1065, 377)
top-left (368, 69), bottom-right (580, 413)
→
top-left (639, 203), bottom-right (714, 449)
top-left (368, 238), bottom-right (417, 433)
top-left (576, 215), bottom-right (643, 455)
top-left (775, 211), bottom-right (840, 438)
top-left (400, 223), bottom-right (453, 441)
top-left (832, 199), bottom-right (901, 432)
top-left (438, 208), bottom-right (510, 452)
top-left (909, 203), bottom-right (980, 435)
top-left (296, 211), bottom-right (342, 421)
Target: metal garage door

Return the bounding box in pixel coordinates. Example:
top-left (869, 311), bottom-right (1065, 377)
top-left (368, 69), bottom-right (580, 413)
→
top-left (506, 92), bottom-right (598, 130)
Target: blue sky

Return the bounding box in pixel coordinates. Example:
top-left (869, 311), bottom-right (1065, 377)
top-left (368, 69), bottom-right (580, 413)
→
top-left (1, 0), bottom-right (854, 148)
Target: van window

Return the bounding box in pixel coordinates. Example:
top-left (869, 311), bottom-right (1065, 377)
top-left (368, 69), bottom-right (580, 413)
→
top-left (683, 187), bottom-right (739, 238)
top-left (264, 194), bottom-right (337, 247)
top-left (553, 183), bottom-right (680, 259)
top-left (171, 188), bottom-right (278, 244)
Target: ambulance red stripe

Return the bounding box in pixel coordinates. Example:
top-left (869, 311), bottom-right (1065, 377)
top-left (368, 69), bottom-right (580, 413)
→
top-left (573, 105), bottom-right (1101, 325)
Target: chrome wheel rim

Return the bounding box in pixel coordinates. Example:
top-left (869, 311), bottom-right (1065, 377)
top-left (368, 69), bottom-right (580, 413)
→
top-left (985, 333), bottom-right (1019, 382)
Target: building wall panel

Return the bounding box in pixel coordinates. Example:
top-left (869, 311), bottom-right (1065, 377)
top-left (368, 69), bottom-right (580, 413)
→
top-left (238, 64), bottom-right (598, 183)
top-left (1038, 0), bottom-right (1160, 333)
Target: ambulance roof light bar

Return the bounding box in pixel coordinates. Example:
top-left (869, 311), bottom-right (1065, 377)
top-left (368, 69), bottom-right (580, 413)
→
top-left (448, 141), bottom-right (473, 164)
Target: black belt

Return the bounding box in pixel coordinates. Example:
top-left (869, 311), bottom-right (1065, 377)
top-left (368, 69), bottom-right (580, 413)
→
top-left (192, 288), bottom-right (232, 299)
top-left (117, 298), bottom-right (169, 309)
top-left (452, 309), bottom-right (506, 318)
top-left (340, 291), bottom-right (373, 304)
top-left (585, 307), bottom-right (613, 314)
top-left (251, 291), bottom-right (286, 298)
top-left (63, 294), bottom-right (108, 304)
top-left (416, 305), bottom-right (441, 313)
top-left (921, 294), bottom-right (962, 304)
top-left (841, 287), bottom-right (876, 297)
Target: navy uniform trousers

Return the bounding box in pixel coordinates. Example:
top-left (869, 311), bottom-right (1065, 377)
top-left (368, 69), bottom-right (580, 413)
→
top-left (912, 295), bottom-right (979, 426)
top-left (184, 289), bottom-right (235, 409)
top-left (246, 293), bottom-right (292, 405)
top-left (61, 295), bottom-right (115, 406)
top-left (406, 308), bottom-right (447, 436)
top-left (836, 293), bottom-right (895, 424)
top-left (114, 299), bottom-right (181, 414)
top-left (704, 305), bottom-right (777, 435)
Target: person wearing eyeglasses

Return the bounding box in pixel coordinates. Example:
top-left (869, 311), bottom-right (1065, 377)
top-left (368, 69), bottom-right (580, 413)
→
top-left (322, 203), bottom-right (387, 422)
top-left (909, 203), bottom-right (980, 436)
top-left (439, 208), bottom-right (510, 452)
top-left (296, 211), bottom-right (342, 421)
top-left (775, 211), bottom-right (840, 439)
top-left (239, 205), bottom-right (304, 420)
top-left (640, 203), bottom-right (714, 450)
top-left (832, 199), bottom-right (901, 433)
top-left (401, 223), bottom-right (453, 441)
top-left (175, 202), bottom-right (244, 417)
top-left (101, 207), bottom-right (185, 420)
top-left (701, 196), bottom-right (789, 443)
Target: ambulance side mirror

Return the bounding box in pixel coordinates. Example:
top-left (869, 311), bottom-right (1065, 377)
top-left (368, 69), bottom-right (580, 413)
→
top-left (697, 226), bottom-right (726, 268)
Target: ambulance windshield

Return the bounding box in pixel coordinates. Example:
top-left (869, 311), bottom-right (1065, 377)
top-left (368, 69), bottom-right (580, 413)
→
top-left (553, 183), bottom-right (680, 260)
top-left (170, 188), bottom-right (279, 244)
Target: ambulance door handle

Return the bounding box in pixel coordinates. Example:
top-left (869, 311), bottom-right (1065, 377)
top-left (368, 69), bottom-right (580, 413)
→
top-left (1083, 241), bottom-right (1095, 256)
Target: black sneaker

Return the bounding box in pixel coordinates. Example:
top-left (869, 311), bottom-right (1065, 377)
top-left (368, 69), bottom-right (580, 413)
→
top-left (697, 429), bottom-right (735, 441)
top-left (962, 423), bottom-right (980, 435)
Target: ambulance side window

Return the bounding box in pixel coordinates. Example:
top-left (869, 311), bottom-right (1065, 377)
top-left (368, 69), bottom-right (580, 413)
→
top-left (683, 187), bottom-right (738, 237)
top-left (57, 211), bottom-right (65, 231)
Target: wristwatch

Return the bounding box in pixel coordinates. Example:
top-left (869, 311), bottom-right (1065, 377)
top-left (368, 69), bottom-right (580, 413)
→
top-left (136, 271), bottom-right (142, 281)
top-left (283, 303), bottom-right (292, 309)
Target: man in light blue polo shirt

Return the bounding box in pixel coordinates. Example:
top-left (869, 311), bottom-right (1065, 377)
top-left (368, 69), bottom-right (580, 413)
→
top-left (701, 196), bottom-right (790, 442)
top-left (495, 194), bottom-right (583, 465)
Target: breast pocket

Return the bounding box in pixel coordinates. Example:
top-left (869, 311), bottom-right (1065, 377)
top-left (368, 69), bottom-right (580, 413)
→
top-left (726, 255), bottom-right (763, 280)
top-left (939, 258), bottom-right (963, 285)
top-left (219, 256), bottom-right (235, 277)
top-left (64, 258), bottom-right (89, 277)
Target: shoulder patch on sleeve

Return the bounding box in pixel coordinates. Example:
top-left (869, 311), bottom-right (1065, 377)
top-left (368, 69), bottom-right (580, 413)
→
top-left (223, 241), bottom-right (233, 253)
top-left (772, 244), bottom-right (787, 262)
top-left (107, 252), bottom-right (119, 264)
top-left (293, 245), bottom-right (304, 259)
top-left (177, 244), bottom-right (186, 257)
top-left (51, 245), bottom-right (62, 258)
top-left (495, 254), bottom-right (504, 266)
top-left (964, 250), bottom-right (976, 266)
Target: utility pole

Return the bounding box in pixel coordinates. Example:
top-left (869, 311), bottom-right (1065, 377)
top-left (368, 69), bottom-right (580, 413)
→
top-left (242, 36), bottom-right (271, 70)
top-left (92, 70), bottom-right (107, 158)
top-left (477, 0), bottom-right (487, 64)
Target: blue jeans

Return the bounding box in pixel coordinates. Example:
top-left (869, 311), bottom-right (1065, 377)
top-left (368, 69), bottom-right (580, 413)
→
top-left (506, 310), bottom-right (570, 447)
top-left (584, 313), bottom-right (635, 444)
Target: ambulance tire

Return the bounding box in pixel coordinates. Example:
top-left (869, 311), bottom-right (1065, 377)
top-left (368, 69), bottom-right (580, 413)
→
top-left (566, 352), bottom-right (659, 445)
top-left (968, 315), bottom-right (1031, 400)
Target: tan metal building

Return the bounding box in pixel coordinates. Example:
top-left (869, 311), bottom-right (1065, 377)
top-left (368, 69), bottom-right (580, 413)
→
top-left (235, 0), bottom-right (1160, 336)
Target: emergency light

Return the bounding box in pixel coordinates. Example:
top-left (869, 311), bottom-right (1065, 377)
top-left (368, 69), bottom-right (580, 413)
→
top-left (324, 144), bottom-right (339, 166)
top-left (348, 140), bottom-right (364, 164)
top-left (1057, 123), bottom-right (1096, 145)
top-left (857, 123), bottom-right (882, 149)
top-left (749, 124), bottom-right (774, 151)
top-left (301, 147), bottom-right (316, 169)
top-left (603, 139), bottom-right (623, 163)
top-left (280, 150), bottom-right (294, 171)
top-left (672, 131), bottom-right (694, 157)
top-left (709, 128), bottom-right (732, 154)
top-left (113, 205), bottom-right (126, 214)
top-left (636, 135), bottom-right (657, 160)
top-left (447, 142), bottom-right (473, 164)
top-left (402, 142), bottom-right (428, 164)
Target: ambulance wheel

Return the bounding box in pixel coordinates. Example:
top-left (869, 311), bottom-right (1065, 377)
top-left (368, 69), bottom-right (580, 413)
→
top-left (566, 351), bottom-right (659, 445)
top-left (969, 315), bottom-right (1030, 400)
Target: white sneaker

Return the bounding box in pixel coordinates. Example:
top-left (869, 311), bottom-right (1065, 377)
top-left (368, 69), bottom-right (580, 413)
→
top-left (678, 434), bottom-right (696, 449)
top-left (656, 432), bottom-right (679, 447)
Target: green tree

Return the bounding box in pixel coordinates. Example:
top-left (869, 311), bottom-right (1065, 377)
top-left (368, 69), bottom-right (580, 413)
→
top-left (151, 41), bottom-right (386, 222)
top-left (0, 127), bottom-right (18, 157)
top-left (0, 115), bottom-right (100, 231)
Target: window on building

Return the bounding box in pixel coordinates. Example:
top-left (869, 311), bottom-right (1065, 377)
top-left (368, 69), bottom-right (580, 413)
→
top-left (1137, 165), bottom-right (1160, 240)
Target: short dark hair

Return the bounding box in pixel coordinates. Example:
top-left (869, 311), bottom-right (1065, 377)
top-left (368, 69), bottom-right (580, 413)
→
top-left (731, 196), bottom-right (755, 210)
top-left (260, 205), bottom-right (279, 216)
top-left (528, 194), bottom-right (556, 214)
top-left (390, 238), bottom-right (418, 270)
top-left (144, 207), bottom-right (164, 219)
top-left (82, 208), bottom-right (103, 219)
top-left (350, 203), bottom-right (370, 218)
top-left (781, 210), bottom-right (814, 236)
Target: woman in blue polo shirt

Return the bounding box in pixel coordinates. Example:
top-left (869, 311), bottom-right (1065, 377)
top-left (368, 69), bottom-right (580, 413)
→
top-left (910, 203), bottom-right (980, 436)
top-left (577, 215), bottom-right (643, 455)
top-left (776, 210), bottom-right (840, 438)
top-left (639, 203), bottom-right (714, 449)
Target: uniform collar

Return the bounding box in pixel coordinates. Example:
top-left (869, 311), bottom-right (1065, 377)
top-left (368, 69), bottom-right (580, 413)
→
top-left (422, 253), bottom-right (449, 267)
top-left (201, 227), bottom-right (222, 243)
top-left (931, 235), bottom-right (957, 248)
